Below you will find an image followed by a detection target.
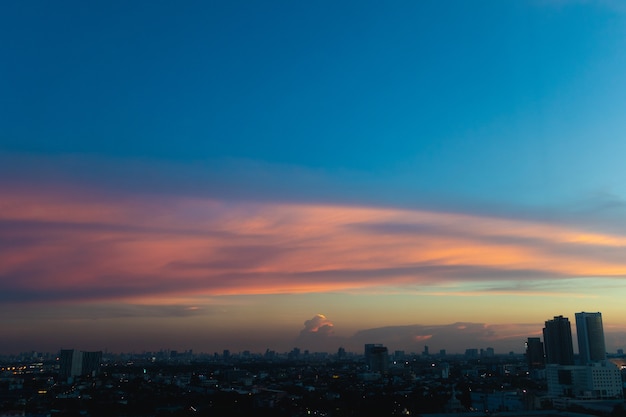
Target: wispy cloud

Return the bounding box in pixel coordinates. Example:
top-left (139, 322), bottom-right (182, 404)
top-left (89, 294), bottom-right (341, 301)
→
top-left (2, 182), bottom-right (626, 305)
top-left (0, 303), bottom-right (210, 320)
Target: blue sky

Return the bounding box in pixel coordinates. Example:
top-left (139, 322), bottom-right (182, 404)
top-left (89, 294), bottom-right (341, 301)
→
top-left (2, 1), bottom-right (626, 354)
top-left (4, 1), bottom-right (626, 205)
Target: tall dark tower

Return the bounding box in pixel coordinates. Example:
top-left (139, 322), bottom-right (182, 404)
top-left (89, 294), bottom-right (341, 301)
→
top-left (526, 337), bottom-right (545, 369)
top-left (58, 349), bottom-right (75, 381)
top-left (575, 312), bottom-right (606, 363)
top-left (58, 349), bottom-right (101, 381)
top-left (364, 344), bottom-right (389, 373)
top-left (543, 315), bottom-right (574, 365)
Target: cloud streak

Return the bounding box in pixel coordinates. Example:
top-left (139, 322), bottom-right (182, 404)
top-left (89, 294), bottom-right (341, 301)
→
top-left (2, 183), bottom-right (626, 305)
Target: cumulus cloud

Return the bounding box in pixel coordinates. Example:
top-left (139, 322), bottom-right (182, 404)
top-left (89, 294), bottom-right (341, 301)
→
top-left (293, 314), bottom-right (343, 352)
top-left (301, 314), bottom-right (334, 336)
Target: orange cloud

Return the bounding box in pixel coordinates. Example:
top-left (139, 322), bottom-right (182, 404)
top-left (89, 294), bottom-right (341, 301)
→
top-left (302, 314), bottom-right (334, 334)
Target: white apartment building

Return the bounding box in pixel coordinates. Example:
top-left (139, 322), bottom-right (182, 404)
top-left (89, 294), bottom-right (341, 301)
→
top-left (546, 361), bottom-right (623, 399)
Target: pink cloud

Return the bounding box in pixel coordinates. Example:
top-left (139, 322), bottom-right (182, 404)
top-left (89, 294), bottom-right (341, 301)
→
top-left (2, 184), bottom-right (626, 305)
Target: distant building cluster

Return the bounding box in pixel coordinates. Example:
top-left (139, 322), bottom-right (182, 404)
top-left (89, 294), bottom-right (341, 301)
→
top-left (526, 311), bottom-right (623, 400)
top-left (351, 311), bottom-right (623, 403)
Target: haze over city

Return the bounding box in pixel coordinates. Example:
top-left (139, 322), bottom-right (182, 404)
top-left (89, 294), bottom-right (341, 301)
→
top-left (2, 1), bottom-right (626, 356)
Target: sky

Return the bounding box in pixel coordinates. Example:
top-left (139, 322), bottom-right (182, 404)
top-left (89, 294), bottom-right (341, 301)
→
top-left (2, 0), bottom-right (626, 355)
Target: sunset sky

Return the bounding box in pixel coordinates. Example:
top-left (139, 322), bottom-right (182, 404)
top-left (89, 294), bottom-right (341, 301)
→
top-left (2, 0), bottom-right (626, 355)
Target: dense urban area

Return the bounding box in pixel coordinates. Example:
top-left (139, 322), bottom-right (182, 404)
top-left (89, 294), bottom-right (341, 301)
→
top-left (2, 313), bottom-right (626, 417)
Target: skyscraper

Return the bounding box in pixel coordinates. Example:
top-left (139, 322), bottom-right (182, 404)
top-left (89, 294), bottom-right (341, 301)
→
top-left (59, 349), bottom-right (77, 381)
top-left (364, 344), bottom-right (389, 373)
top-left (526, 337), bottom-right (545, 369)
top-left (575, 312), bottom-right (606, 364)
top-left (58, 349), bottom-right (102, 381)
top-left (543, 315), bottom-right (574, 365)
top-left (81, 351), bottom-right (103, 377)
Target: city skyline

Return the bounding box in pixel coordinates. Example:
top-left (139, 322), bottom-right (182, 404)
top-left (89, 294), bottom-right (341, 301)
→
top-left (3, 2), bottom-right (626, 355)
top-left (30, 310), bottom-right (615, 357)
top-left (3, 313), bottom-right (626, 357)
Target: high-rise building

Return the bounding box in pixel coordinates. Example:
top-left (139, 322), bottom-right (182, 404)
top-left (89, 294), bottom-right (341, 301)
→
top-left (364, 343), bottom-right (381, 364)
top-left (481, 347), bottom-right (495, 358)
top-left (59, 349), bottom-right (76, 381)
top-left (544, 313), bottom-right (621, 400)
top-left (337, 347), bottom-right (346, 359)
top-left (58, 349), bottom-right (102, 381)
top-left (81, 351), bottom-right (102, 377)
top-left (575, 312), bottom-right (606, 364)
top-left (364, 344), bottom-right (389, 373)
top-left (543, 315), bottom-right (574, 365)
top-left (526, 337), bottom-right (545, 369)
top-left (465, 348), bottom-right (479, 359)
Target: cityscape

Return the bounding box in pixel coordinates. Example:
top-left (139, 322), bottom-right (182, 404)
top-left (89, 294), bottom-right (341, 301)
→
top-left (2, 311), bottom-right (626, 416)
top-left (3, 1), bottom-right (626, 416)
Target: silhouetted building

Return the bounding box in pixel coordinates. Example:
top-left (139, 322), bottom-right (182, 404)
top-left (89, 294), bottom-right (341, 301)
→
top-left (543, 315), bottom-right (574, 365)
top-left (575, 312), bottom-right (606, 364)
top-left (465, 348), bottom-right (478, 359)
top-left (337, 347), bottom-right (346, 359)
top-left (364, 344), bottom-right (389, 373)
top-left (288, 347), bottom-right (301, 359)
top-left (81, 351), bottom-right (102, 377)
top-left (364, 344), bottom-right (381, 364)
top-left (59, 349), bottom-right (77, 381)
top-left (481, 347), bottom-right (494, 358)
top-left (526, 337), bottom-right (545, 369)
top-left (58, 349), bottom-right (102, 381)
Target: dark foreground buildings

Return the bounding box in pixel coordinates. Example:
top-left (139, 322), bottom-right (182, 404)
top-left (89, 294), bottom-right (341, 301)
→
top-left (544, 312), bottom-right (622, 399)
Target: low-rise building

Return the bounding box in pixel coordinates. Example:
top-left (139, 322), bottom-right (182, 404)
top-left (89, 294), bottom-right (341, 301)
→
top-left (546, 361), bottom-right (623, 399)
